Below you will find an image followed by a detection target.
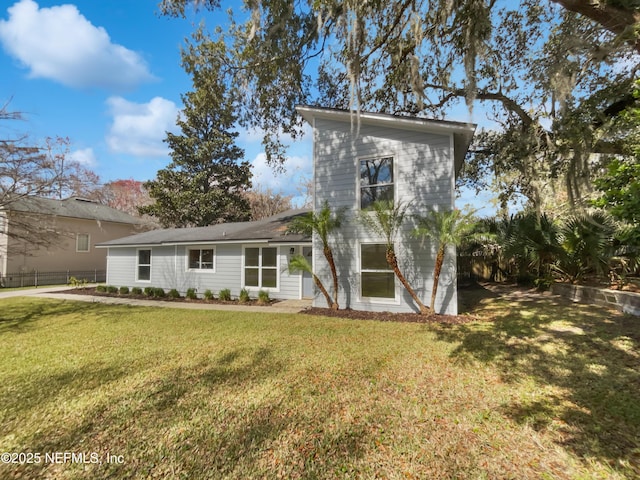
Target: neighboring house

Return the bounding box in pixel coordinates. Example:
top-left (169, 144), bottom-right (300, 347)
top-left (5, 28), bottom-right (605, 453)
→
top-left (98, 209), bottom-right (313, 300)
top-left (0, 196), bottom-right (145, 283)
top-left (98, 106), bottom-right (475, 313)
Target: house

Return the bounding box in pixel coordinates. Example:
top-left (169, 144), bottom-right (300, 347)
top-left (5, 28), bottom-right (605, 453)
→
top-left (98, 106), bottom-right (475, 313)
top-left (0, 196), bottom-right (145, 286)
top-left (98, 209), bottom-right (313, 299)
top-left (297, 106), bottom-right (475, 315)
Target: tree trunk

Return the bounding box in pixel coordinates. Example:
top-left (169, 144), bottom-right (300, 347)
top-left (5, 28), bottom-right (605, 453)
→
top-left (313, 273), bottom-right (338, 310)
top-left (386, 247), bottom-right (430, 315)
top-left (431, 245), bottom-right (446, 313)
top-left (323, 245), bottom-right (340, 309)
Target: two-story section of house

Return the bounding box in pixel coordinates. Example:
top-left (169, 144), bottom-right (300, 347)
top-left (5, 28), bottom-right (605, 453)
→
top-left (296, 106), bottom-right (476, 315)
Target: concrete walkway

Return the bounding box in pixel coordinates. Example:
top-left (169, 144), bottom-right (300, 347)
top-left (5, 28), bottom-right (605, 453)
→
top-left (0, 286), bottom-right (312, 314)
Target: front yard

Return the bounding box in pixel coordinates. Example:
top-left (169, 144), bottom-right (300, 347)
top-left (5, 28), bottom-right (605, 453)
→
top-left (0, 287), bottom-right (638, 479)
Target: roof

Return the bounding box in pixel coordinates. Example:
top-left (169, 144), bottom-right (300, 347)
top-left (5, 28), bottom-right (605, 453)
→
top-left (4, 196), bottom-right (144, 225)
top-left (296, 105), bottom-right (476, 175)
top-left (97, 209), bottom-right (311, 247)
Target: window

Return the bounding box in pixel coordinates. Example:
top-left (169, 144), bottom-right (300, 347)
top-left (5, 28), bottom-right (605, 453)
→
top-left (360, 243), bottom-right (395, 299)
top-left (244, 246), bottom-right (278, 289)
top-left (360, 156), bottom-right (394, 209)
top-left (76, 233), bottom-right (90, 252)
top-left (137, 249), bottom-right (151, 282)
top-left (188, 248), bottom-right (215, 270)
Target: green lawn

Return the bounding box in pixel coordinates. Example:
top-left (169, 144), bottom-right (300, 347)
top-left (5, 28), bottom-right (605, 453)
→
top-left (0, 288), bottom-right (638, 479)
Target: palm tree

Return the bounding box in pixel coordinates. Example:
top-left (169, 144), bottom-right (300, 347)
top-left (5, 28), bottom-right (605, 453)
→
top-left (556, 211), bottom-right (617, 282)
top-left (359, 200), bottom-right (430, 315)
top-left (505, 212), bottom-right (563, 281)
top-left (288, 254), bottom-right (334, 308)
top-left (288, 201), bottom-right (345, 310)
top-left (414, 208), bottom-right (478, 312)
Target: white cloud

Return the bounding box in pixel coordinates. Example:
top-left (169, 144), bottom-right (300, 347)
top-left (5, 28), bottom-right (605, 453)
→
top-left (68, 147), bottom-right (97, 167)
top-left (0, 0), bottom-right (154, 90)
top-left (250, 152), bottom-right (311, 198)
top-left (106, 96), bottom-right (179, 157)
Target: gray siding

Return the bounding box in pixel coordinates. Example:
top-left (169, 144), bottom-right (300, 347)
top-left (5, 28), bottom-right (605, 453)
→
top-left (312, 118), bottom-right (458, 314)
top-left (106, 243), bottom-right (303, 300)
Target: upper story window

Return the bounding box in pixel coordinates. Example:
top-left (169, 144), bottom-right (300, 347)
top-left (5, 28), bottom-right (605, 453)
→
top-left (360, 156), bottom-right (394, 209)
top-left (188, 248), bottom-right (215, 271)
top-left (137, 249), bottom-right (151, 282)
top-left (76, 233), bottom-right (90, 252)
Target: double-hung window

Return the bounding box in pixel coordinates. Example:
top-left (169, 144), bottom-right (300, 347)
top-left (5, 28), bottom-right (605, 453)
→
top-left (76, 233), bottom-right (90, 252)
top-left (360, 243), bottom-right (395, 299)
top-left (244, 246), bottom-right (278, 289)
top-left (137, 249), bottom-right (151, 282)
top-left (360, 156), bottom-right (394, 209)
top-left (188, 248), bottom-right (215, 271)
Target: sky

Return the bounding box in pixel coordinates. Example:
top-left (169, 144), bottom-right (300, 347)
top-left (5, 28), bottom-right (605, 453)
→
top-left (0, 0), bottom-right (495, 212)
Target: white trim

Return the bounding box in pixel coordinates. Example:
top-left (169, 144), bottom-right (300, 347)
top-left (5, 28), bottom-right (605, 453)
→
top-left (135, 248), bottom-right (152, 283)
top-left (296, 106), bottom-right (476, 136)
top-left (357, 241), bottom-right (400, 305)
top-left (356, 153), bottom-right (397, 210)
top-left (241, 244), bottom-right (281, 293)
top-left (76, 233), bottom-right (90, 253)
top-left (185, 246), bottom-right (217, 273)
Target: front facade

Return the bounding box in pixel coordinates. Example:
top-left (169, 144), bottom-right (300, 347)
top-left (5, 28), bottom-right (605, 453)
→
top-left (298, 106), bottom-right (475, 314)
top-left (0, 196), bottom-right (145, 279)
top-left (100, 107), bottom-right (475, 311)
top-left (99, 210), bottom-right (313, 300)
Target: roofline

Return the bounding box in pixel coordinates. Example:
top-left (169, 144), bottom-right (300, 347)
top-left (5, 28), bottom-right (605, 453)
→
top-left (296, 105), bottom-right (477, 135)
top-left (96, 238), bottom-right (311, 248)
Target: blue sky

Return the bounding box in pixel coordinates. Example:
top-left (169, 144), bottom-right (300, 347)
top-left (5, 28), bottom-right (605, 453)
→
top-left (0, 0), bottom-right (494, 212)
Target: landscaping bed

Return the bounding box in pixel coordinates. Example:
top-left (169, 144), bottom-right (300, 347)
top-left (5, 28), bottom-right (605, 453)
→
top-left (302, 306), bottom-right (474, 324)
top-left (63, 286), bottom-right (277, 307)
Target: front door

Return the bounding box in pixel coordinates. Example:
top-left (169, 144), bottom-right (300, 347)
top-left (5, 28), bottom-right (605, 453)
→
top-left (302, 246), bottom-right (314, 298)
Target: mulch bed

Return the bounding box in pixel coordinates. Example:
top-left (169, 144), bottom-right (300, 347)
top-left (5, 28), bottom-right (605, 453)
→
top-left (60, 287), bottom-right (275, 306)
top-left (301, 307), bottom-right (476, 324)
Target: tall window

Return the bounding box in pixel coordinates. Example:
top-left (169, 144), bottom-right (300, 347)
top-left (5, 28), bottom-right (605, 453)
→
top-left (76, 233), bottom-right (90, 252)
top-left (244, 247), bottom-right (278, 288)
top-left (188, 248), bottom-right (214, 270)
top-left (360, 156), bottom-right (394, 209)
top-left (360, 244), bottom-right (395, 299)
top-left (137, 249), bottom-right (151, 282)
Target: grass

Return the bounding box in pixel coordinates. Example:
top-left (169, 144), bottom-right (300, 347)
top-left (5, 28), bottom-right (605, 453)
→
top-left (0, 287), bottom-right (638, 479)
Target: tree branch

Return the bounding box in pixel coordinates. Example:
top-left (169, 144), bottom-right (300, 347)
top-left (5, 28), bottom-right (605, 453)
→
top-left (552, 0), bottom-right (640, 54)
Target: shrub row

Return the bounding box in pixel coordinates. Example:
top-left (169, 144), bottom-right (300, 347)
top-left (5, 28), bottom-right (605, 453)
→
top-left (95, 285), bottom-right (271, 303)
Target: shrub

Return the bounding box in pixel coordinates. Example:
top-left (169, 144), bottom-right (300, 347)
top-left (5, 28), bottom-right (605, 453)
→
top-left (219, 288), bottom-right (231, 301)
top-left (168, 288), bottom-right (181, 299)
top-left (96, 285), bottom-right (107, 293)
top-left (239, 288), bottom-right (250, 303)
top-left (119, 286), bottom-right (130, 295)
top-left (106, 285), bottom-right (119, 294)
top-left (152, 287), bottom-right (166, 298)
top-left (258, 290), bottom-right (270, 304)
top-left (131, 287), bottom-right (143, 295)
top-left (203, 289), bottom-right (214, 301)
top-left (186, 288), bottom-right (198, 300)
top-left (144, 287), bottom-right (154, 296)
top-left (69, 276), bottom-right (87, 288)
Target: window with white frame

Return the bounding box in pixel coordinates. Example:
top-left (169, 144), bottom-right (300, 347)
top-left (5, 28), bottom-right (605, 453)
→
top-left (76, 233), bottom-right (90, 252)
top-left (188, 248), bottom-right (215, 270)
top-left (244, 246), bottom-right (278, 288)
top-left (360, 243), bottom-right (395, 299)
top-left (360, 156), bottom-right (394, 209)
top-left (137, 249), bottom-right (151, 281)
